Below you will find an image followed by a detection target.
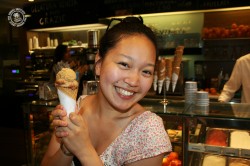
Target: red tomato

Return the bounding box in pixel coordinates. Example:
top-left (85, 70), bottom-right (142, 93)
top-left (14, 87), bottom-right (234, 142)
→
top-left (169, 159), bottom-right (182, 166)
top-left (162, 157), bottom-right (171, 166)
top-left (168, 152), bottom-right (179, 161)
top-left (231, 23), bottom-right (237, 29)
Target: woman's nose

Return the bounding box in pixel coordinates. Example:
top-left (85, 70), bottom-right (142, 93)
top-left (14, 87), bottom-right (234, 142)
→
top-left (124, 71), bottom-right (140, 87)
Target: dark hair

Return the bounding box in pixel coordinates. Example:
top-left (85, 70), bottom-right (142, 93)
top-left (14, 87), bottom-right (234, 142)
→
top-left (49, 44), bottom-right (68, 72)
top-left (98, 16), bottom-right (158, 60)
top-left (53, 44), bottom-right (68, 63)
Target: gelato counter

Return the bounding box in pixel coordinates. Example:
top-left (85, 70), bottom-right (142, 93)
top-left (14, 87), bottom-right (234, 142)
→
top-left (22, 98), bottom-right (250, 166)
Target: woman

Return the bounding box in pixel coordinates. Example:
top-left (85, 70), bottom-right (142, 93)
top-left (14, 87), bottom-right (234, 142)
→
top-left (41, 16), bottom-right (172, 166)
top-left (49, 44), bottom-right (72, 84)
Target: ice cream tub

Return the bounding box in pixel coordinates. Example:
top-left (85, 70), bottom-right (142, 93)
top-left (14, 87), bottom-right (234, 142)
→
top-left (205, 128), bottom-right (229, 147)
top-left (228, 157), bottom-right (250, 166)
top-left (201, 154), bottom-right (227, 166)
top-left (229, 130), bottom-right (250, 150)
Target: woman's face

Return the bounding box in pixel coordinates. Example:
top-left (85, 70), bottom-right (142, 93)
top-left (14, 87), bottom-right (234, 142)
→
top-left (96, 35), bottom-right (156, 111)
top-left (63, 48), bottom-right (71, 61)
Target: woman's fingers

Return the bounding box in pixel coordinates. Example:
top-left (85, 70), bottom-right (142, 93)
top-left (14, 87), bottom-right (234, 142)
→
top-left (52, 119), bottom-right (68, 127)
top-left (51, 105), bottom-right (67, 119)
top-left (55, 126), bottom-right (69, 137)
top-left (68, 112), bottom-right (82, 127)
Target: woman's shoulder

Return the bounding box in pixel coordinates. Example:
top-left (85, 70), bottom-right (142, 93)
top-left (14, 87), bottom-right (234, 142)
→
top-left (127, 111), bottom-right (165, 135)
top-left (77, 95), bottom-right (89, 109)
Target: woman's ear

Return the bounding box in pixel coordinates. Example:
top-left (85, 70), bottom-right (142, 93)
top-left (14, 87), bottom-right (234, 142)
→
top-left (95, 52), bottom-right (102, 76)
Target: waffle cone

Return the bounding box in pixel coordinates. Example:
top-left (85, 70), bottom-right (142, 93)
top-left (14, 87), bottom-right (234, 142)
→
top-left (157, 59), bottom-right (166, 80)
top-left (173, 56), bottom-right (182, 63)
top-left (166, 67), bottom-right (172, 78)
top-left (172, 61), bottom-right (182, 68)
top-left (173, 66), bottom-right (181, 76)
top-left (175, 50), bottom-right (183, 56)
top-left (57, 86), bottom-right (78, 100)
top-left (176, 45), bottom-right (184, 50)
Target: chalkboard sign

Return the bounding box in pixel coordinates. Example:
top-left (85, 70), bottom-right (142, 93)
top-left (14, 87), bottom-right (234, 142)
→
top-left (23, 0), bottom-right (100, 29)
top-left (100, 0), bottom-right (250, 17)
top-left (23, 0), bottom-right (250, 29)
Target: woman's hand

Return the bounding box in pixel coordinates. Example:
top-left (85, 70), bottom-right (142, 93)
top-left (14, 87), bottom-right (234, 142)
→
top-left (52, 105), bottom-right (93, 159)
top-left (61, 112), bottom-right (92, 158)
top-left (51, 105), bottom-right (69, 138)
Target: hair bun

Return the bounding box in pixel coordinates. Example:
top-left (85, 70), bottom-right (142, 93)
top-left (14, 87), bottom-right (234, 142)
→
top-left (122, 16), bottom-right (143, 24)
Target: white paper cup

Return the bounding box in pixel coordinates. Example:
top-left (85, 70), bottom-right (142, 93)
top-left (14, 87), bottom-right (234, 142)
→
top-left (196, 91), bottom-right (209, 99)
top-left (185, 81), bottom-right (197, 89)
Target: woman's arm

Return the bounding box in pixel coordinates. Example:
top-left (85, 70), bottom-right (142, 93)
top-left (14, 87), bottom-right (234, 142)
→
top-left (41, 104), bottom-right (73, 166)
top-left (41, 134), bottom-right (73, 166)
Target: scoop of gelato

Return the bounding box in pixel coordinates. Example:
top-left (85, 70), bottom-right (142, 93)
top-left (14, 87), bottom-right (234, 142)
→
top-left (56, 68), bottom-right (76, 82)
top-left (56, 68), bottom-right (78, 88)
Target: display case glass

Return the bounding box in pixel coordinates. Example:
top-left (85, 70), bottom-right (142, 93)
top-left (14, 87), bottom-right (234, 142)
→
top-left (23, 98), bottom-right (250, 166)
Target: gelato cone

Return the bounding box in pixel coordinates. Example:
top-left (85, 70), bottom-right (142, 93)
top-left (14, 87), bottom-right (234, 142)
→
top-left (171, 46), bottom-right (184, 92)
top-left (56, 68), bottom-right (78, 116)
top-left (157, 58), bottom-right (166, 94)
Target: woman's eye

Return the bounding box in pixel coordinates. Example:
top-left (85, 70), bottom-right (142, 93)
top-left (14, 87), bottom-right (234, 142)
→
top-left (118, 62), bottom-right (129, 68)
top-left (143, 70), bottom-right (152, 77)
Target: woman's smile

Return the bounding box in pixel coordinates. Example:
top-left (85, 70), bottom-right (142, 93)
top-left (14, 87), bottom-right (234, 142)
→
top-left (115, 86), bottom-right (134, 97)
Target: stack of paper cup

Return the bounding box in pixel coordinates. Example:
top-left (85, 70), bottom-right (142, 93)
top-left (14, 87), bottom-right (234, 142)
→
top-left (185, 81), bottom-right (198, 104)
top-left (196, 91), bottom-right (209, 106)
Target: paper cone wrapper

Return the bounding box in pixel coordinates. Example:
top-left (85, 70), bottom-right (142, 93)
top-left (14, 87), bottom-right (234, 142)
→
top-left (57, 88), bottom-right (77, 116)
top-left (158, 79), bottom-right (164, 94)
top-left (153, 74), bottom-right (158, 91)
top-left (165, 77), bottom-right (171, 91)
top-left (172, 73), bottom-right (178, 92)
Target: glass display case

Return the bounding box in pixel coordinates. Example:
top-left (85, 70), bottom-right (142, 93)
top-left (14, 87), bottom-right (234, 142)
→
top-left (139, 98), bottom-right (250, 166)
top-left (22, 100), bottom-right (58, 166)
top-left (23, 98), bottom-right (250, 166)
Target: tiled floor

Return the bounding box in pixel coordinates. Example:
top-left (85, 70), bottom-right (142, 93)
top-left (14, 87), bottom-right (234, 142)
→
top-left (0, 127), bottom-right (27, 166)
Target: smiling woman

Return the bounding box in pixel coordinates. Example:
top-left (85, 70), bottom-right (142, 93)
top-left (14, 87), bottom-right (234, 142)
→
top-left (41, 16), bottom-right (172, 166)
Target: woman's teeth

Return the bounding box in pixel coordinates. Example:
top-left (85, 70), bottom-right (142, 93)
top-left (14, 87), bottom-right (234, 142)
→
top-left (116, 87), bottom-right (134, 96)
